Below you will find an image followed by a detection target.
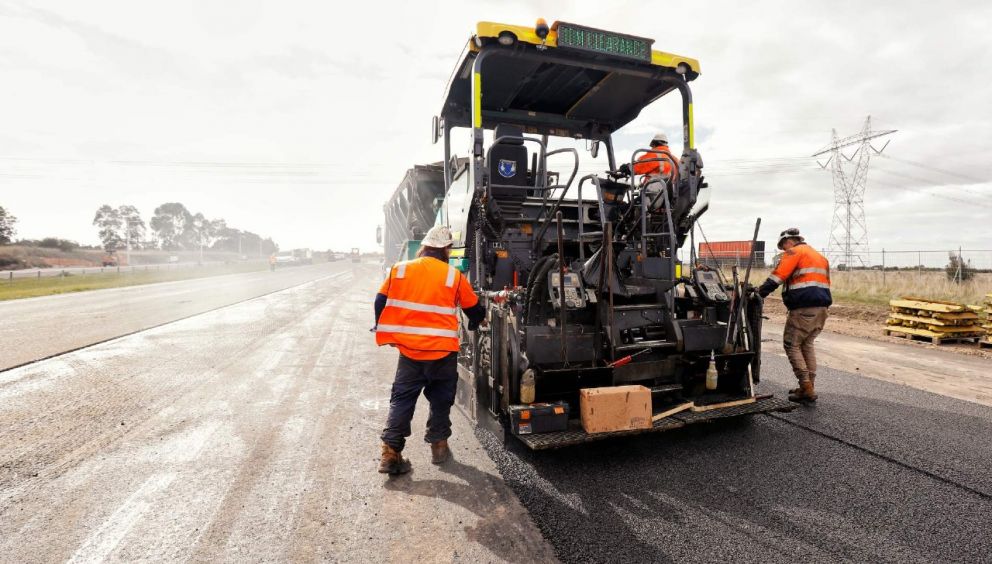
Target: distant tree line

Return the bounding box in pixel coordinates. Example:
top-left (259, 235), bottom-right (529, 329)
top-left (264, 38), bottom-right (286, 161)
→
top-left (92, 202), bottom-right (277, 255)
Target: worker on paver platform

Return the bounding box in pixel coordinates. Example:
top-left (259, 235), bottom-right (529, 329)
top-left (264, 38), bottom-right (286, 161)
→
top-left (373, 225), bottom-right (485, 474)
top-left (631, 133), bottom-right (679, 180)
top-left (757, 228), bottom-right (832, 403)
top-left (618, 133), bottom-right (679, 211)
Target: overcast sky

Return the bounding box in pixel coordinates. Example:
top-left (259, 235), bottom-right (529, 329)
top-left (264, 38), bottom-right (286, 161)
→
top-left (1, 1), bottom-right (990, 265)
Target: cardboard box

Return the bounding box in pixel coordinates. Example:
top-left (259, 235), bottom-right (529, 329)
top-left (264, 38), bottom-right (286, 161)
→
top-left (579, 385), bottom-right (652, 434)
top-left (508, 402), bottom-right (570, 435)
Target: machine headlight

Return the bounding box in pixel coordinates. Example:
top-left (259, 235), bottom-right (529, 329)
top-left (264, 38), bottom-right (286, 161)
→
top-left (498, 31), bottom-right (516, 46)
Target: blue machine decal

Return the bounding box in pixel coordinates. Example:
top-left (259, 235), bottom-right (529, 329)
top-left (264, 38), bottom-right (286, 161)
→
top-left (498, 159), bottom-right (517, 178)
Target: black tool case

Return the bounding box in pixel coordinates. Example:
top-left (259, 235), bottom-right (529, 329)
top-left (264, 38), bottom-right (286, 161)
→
top-left (508, 402), bottom-right (570, 435)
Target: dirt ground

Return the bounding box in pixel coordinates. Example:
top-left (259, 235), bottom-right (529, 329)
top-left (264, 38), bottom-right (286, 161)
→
top-left (762, 297), bottom-right (992, 408)
top-left (762, 296), bottom-right (992, 360)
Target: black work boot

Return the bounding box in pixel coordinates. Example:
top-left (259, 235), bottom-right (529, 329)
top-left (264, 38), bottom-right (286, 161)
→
top-left (789, 379), bottom-right (818, 403)
top-left (378, 443), bottom-right (411, 474)
top-left (430, 439), bottom-right (451, 465)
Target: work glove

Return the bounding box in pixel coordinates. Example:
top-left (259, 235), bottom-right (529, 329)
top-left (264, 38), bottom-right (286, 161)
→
top-left (617, 163), bottom-right (632, 176)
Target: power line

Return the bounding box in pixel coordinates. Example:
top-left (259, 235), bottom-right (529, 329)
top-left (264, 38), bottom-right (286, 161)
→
top-left (872, 174), bottom-right (992, 209)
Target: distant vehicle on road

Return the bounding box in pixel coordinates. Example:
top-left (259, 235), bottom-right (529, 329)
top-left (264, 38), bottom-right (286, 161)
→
top-left (292, 248), bottom-right (313, 265)
top-left (350, 248), bottom-right (361, 263)
top-left (274, 250), bottom-right (296, 266)
top-left (168, 255), bottom-right (179, 263)
top-left (102, 254), bottom-right (118, 267)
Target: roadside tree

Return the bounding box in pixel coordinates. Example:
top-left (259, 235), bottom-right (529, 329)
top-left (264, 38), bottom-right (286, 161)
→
top-left (150, 202), bottom-right (192, 250)
top-left (118, 205), bottom-right (147, 250)
top-left (92, 205), bottom-right (124, 253)
top-left (0, 206), bottom-right (16, 244)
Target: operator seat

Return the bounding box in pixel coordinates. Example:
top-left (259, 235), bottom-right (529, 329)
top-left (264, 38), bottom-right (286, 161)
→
top-left (489, 123), bottom-right (529, 189)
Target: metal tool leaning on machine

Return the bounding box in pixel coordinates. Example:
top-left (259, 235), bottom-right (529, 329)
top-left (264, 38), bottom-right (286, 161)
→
top-left (373, 225), bottom-right (486, 475)
top-left (756, 228), bottom-right (833, 403)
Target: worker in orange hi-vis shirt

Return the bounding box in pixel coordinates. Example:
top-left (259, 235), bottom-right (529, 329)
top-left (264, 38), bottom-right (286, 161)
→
top-left (631, 132), bottom-right (679, 181)
top-left (373, 225), bottom-right (485, 474)
top-left (619, 133), bottom-right (680, 211)
top-left (757, 227), bottom-right (832, 404)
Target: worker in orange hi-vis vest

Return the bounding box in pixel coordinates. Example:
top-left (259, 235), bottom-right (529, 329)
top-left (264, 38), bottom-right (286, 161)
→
top-left (618, 133), bottom-right (680, 211)
top-left (631, 133), bottom-right (678, 181)
top-left (757, 228), bottom-right (833, 404)
top-left (373, 225), bottom-right (485, 474)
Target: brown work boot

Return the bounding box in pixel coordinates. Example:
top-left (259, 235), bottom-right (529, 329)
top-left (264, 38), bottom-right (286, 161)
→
top-left (789, 379), bottom-right (818, 403)
top-left (378, 443), bottom-right (411, 475)
top-left (430, 440), bottom-right (451, 465)
top-left (789, 374), bottom-right (815, 395)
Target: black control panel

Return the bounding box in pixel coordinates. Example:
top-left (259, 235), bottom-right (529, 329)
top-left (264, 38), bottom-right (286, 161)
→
top-left (693, 269), bottom-right (729, 302)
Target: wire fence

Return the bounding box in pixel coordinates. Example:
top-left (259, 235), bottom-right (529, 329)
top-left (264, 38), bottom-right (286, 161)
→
top-left (695, 249), bottom-right (992, 272)
top-left (694, 248), bottom-right (992, 305)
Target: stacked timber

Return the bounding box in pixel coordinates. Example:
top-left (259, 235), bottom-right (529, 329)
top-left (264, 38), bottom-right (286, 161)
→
top-left (885, 296), bottom-right (983, 345)
top-left (982, 294), bottom-right (992, 348)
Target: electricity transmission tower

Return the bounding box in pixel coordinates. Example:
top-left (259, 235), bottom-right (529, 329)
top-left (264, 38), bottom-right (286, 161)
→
top-left (812, 116), bottom-right (896, 268)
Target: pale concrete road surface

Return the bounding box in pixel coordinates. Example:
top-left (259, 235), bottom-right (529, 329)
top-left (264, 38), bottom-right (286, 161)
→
top-left (0, 262), bottom-right (349, 371)
top-left (0, 265), bottom-right (553, 563)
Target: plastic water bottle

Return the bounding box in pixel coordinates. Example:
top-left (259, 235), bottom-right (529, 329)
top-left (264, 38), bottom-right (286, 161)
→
top-left (705, 353), bottom-right (718, 391)
top-left (520, 369), bottom-right (536, 404)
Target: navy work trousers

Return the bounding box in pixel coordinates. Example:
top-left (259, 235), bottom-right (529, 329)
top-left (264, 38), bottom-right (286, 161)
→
top-left (381, 352), bottom-right (458, 452)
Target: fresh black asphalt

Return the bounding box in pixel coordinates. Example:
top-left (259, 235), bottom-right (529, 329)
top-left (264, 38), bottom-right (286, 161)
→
top-left (478, 354), bottom-right (992, 563)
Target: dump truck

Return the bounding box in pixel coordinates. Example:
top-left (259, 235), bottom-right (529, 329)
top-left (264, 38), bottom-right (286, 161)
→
top-left (379, 163), bottom-right (449, 269)
top-left (414, 19), bottom-right (793, 449)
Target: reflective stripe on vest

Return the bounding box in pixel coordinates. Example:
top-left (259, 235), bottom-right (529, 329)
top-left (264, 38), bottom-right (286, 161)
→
top-left (445, 265), bottom-right (456, 287)
top-left (792, 267), bottom-right (830, 279)
top-left (396, 262), bottom-right (407, 279)
top-left (769, 273), bottom-right (783, 284)
top-left (385, 298), bottom-right (457, 315)
top-left (375, 324), bottom-right (458, 338)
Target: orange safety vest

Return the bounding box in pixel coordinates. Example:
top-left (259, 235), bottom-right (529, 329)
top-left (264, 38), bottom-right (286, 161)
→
top-left (633, 147), bottom-right (678, 181)
top-left (376, 257), bottom-right (479, 354)
top-left (770, 244), bottom-right (831, 293)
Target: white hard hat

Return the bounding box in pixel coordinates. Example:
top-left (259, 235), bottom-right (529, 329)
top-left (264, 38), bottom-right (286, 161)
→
top-left (777, 227), bottom-right (805, 250)
top-left (652, 133), bottom-right (669, 145)
top-left (422, 225), bottom-right (454, 248)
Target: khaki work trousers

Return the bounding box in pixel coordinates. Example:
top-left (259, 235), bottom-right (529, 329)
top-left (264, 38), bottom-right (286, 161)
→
top-left (783, 307), bottom-right (829, 383)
